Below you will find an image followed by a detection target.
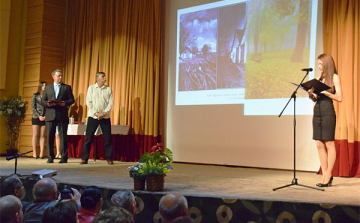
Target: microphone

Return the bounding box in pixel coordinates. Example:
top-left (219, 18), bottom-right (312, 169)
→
top-left (301, 68), bottom-right (313, 72)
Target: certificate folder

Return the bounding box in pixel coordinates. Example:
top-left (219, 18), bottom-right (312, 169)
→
top-left (300, 79), bottom-right (330, 94)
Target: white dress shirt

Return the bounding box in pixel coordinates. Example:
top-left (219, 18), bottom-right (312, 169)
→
top-left (86, 83), bottom-right (113, 119)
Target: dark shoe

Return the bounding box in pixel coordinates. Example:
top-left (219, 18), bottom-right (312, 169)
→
top-left (107, 160), bottom-right (114, 165)
top-left (40, 157), bottom-right (44, 159)
top-left (79, 160), bottom-right (88, 164)
top-left (59, 159), bottom-right (68, 163)
top-left (47, 159), bottom-right (54, 163)
top-left (316, 177), bottom-right (333, 187)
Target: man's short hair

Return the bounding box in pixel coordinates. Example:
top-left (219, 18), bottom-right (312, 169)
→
top-left (80, 187), bottom-right (102, 209)
top-left (42, 201), bottom-right (77, 223)
top-left (33, 178), bottom-right (57, 202)
top-left (1, 175), bottom-right (23, 196)
top-left (95, 72), bottom-right (105, 81)
top-left (92, 206), bottom-right (134, 223)
top-left (159, 192), bottom-right (188, 222)
top-left (111, 190), bottom-right (135, 212)
top-left (0, 195), bottom-right (22, 223)
top-left (51, 69), bottom-right (62, 76)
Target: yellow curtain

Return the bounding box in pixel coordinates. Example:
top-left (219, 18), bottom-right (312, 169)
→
top-left (323, 0), bottom-right (360, 177)
top-left (64, 0), bottom-right (162, 159)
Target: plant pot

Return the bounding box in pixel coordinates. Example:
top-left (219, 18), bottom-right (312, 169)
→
top-left (146, 174), bottom-right (165, 191)
top-left (134, 179), bottom-right (146, 190)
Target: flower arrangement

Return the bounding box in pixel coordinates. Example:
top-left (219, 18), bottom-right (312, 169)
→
top-left (127, 163), bottom-right (146, 180)
top-left (138, 143), bottom-right (173, 176)
top-left (0, 97), bottom-right (27, 154)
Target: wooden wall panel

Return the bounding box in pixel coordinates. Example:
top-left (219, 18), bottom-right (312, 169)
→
top-left (19, 0), bottom-right (66, 155)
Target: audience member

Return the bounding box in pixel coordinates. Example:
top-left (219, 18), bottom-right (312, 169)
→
top-left (111, 190), bottom-right (137, 216)
top-left (42, 201), bottom-right (78, 223)
top-left (92, 206), bottom-right (134, 223)
top-left (172, 216), bottom-right (195, 223)
top-left (159, 192), bottom-right (188, 223)
top-left (78, 187), bottom-right (103, 223)
top-left (23, 178), bottom-right (80, 223)
top-left (0, 195), bottom-right (23, 223)
top-left (1, 175), bottom-right (31, 213)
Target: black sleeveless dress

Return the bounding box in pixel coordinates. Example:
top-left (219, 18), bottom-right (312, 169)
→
top-left (313, 91), bottom-right (336, 141)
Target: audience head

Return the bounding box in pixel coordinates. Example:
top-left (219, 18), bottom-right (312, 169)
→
top-left (92, 206), bottom-right (134, 223)
top-left (0, 195), bottom-right (23, 223)
top-left (1, 175), bottom-right (24, 199)
top-left (80, 187), bottom-right (103, 212)
top-left (159, 192), bottom-right (188, 223)
top-left (42, 201), bottom-right (77, 223)
top-left (111, 190), bottom-right (136, 215)
top-left (172, 216), bottom-right (195, 223)
top-left (32, 178), bottom-right (58, 202)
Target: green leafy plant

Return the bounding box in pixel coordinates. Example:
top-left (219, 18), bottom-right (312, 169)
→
top-left (138, 143), bottom-right (173, 176)
top-left (0, 97), bottom-right (27, 153)
top-left (127, 163), bottom-right (146, 180)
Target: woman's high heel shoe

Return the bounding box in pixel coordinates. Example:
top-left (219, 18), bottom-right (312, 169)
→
top-left (316, 176), bottom-right (333, 187)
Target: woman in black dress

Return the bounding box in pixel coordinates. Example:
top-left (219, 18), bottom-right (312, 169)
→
top-left (308, 54), bottom-right (342, 187)
top-left (32, 82), bottom-right (46, 158)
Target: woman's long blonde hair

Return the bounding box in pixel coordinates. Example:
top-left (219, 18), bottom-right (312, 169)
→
top-left (318, 53), bottom-right (337, 92)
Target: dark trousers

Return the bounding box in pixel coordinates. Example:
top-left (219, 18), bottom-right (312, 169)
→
top-left (46, 120), bottom-right (68, 160)
top-left (82, 117), bottom-right (113, 161)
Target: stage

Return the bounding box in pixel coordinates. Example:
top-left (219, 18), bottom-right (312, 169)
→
top-left (1, 157), bottom-right (359, 222)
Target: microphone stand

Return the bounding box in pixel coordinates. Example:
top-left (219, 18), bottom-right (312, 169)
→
top-left (273, 71), bottom-right (324, 192)
top-left (6, 150), bottom-right (33, 176)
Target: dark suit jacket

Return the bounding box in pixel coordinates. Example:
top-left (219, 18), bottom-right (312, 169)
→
top-left (42, 83), bottom-right (75, 122)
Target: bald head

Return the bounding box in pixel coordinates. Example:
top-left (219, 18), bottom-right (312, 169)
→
top-left (0, 195), bottom-right (23, 223)
top-left (159, 192), bottom-right (188, 223)
top-left (33, 178), bottom-right (58, 202)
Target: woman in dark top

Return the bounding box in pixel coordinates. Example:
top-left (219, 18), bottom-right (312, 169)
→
top-left (308, 54), bottom-right (342, 187)
top-left (32, 82), bottom-right (46, 158)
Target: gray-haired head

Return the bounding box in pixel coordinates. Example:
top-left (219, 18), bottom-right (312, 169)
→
top-left (51, 69), bottom-right (62, 77)
top-left (95, 72), bottom-right (105, 81)
top-left (32, 178), bottom-right (58, 202)
top-left (111, 191), bottom-right (135, 212)
top-left (159, 192), bottom-right (188, 223)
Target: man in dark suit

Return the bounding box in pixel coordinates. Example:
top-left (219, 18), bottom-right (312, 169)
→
top-left (42, 69), bottom-right (75, 163)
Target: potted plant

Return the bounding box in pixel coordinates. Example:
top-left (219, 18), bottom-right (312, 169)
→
top-left (127, 163), bottom-right (146, 190)
top-left (0, 97), bottom-right (27, 155)
top-left (138, 143), bottom-right (173, 191)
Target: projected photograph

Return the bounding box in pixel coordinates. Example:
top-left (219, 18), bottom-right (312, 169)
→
top-left (217, 3), bottom-right (246, 89)
top-left (178, 8), bottom-right (218, 91)
top-left (245, 0), bottom-right (313, 99)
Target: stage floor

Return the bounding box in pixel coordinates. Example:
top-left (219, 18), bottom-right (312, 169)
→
top-left (0, 157), bottom-right (359, 206)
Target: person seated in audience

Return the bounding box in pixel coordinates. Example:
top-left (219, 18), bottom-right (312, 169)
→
top-left (110, 190), bottom-right (137, 216)
top-left (1, 174), bottom-right (31, 213)
top-left (42, 201), bottom-right (78, 223)
top-left (77, 187), bottom-right (103, 223)
top-left (0, 195), bottom-right (23, 223)
top-left (23, 178), bottom-right (81, 223)
top-left (159, 192), bottom-right (189, 223)
top-left (172, 216), bottom-right (195, 223)
top-left (92, 206), bottom-right (134, 223)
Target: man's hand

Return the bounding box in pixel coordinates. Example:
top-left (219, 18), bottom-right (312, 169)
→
top-left (69, 188), bottom-right (81, 206)
top-left (58, 101), bottom-right (65, 106)
top-left (96, 112), bottom-right (106, 120)
top-left (47, 101), bottom-right (55, 107)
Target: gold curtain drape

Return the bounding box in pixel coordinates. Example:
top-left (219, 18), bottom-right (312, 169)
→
top-left (323, 0), bottom-right (360, 177)
top-left (64, 0), bottom-right (162, 160)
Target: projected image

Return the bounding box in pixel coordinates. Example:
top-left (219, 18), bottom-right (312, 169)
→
top-left (176, 0), bottom-right (317, 111)
top-left (178, 9), bottom-right (218, 91)
top-left (217, 3), bottom-right (246, 89)
top-left (245, 0), bottom-right (313, 99)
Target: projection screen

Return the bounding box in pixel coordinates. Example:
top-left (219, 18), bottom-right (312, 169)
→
top-left (165, 0), bottom-right (324, 171)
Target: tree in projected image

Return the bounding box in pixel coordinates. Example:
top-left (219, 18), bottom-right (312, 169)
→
top-left (245, 0), bottom-right (312, 99)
